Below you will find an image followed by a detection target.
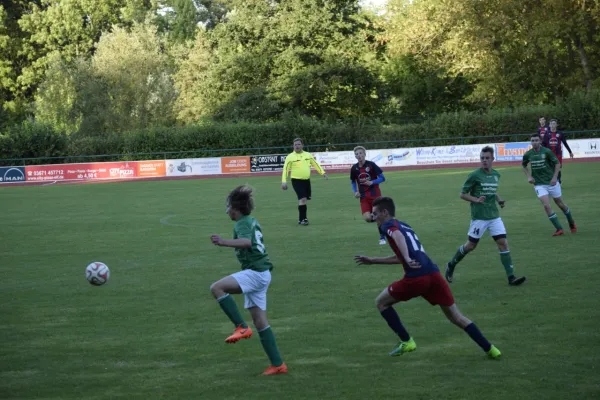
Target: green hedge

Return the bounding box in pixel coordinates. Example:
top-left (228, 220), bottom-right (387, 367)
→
top-left (2, 89), bottom-right (600, 165)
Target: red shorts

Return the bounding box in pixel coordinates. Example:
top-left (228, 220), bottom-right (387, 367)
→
top-left (360, 197), bottom-right (375, 214)
top-left (387, 272), bottom-right (455, 306)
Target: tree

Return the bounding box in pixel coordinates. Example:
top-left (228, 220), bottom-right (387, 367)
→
top-left (9, 0), bottom-right (156, 125)
top-left (34, 20), bottom-right (177, 135)
top-left (174, 0), bottom-right (382, 122)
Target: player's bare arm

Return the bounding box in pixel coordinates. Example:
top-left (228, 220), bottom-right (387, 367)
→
top-left (495, 194), bottom-right (506, 208)
top-left (354, 255), bottom-right (399, 265)
top-left (460, 192), bottom-right (486, 203)
top-left (210, 235), bottom-right (252, 248)
top-left (522, 166), bottom-right (535, 184)
top-left (550, 163), bottom-right (561, 186)
top-left (391, 231), bottom-right (421, 269)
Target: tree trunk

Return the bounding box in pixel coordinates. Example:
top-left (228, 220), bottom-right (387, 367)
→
top-left (573, 35), bottom-right (593, 91)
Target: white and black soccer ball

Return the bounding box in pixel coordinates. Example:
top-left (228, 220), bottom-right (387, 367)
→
top-left (85, 262), bottom-right (110, 286)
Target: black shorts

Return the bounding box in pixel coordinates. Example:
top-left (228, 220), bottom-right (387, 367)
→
top-left (291, 178), bottom-right (311, 200)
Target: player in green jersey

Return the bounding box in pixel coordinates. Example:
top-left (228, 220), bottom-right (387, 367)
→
top-left (445, 146), bottom-right (527, 286)
top-left (522, 133), bottom-right (577, 236)
top-left (209, 185), bottom-right (287, 376)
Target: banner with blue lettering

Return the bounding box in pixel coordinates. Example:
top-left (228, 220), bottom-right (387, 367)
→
top-left (0, 166), bottom-right (26, 184)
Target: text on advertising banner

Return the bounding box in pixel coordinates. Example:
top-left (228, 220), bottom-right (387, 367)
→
top-left (0, 166), bottom-right (26, 183)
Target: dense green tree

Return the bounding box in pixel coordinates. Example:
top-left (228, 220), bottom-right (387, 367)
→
top-left (34, 21), bottom-right (176, 134)
top-left (175, 0), bottom-right (380, 122)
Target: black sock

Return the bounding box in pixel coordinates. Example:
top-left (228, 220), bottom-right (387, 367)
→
top-left (298, 205), bottom-right (307, 221)
top-left (380, 307), bottom-right (411, 341)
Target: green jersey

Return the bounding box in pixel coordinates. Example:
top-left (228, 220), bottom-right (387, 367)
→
top-left (461, 168), bottom-right (501, 221)
top-left (522, 147), bottom-right (559, 185)
top-left (233, 215), bottom-right (273, 272)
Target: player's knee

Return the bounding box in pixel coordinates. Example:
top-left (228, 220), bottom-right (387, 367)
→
top-left (464, 241), bottom-right (477, 252)
top-left (209, 282), bottom-right (224, 298)
top-left (375, 295), bottom-right (390, 311)
top-left (447, 312), bottom-right (469, 328)
top-left (252, 315), bottom-right (269, 331)
top-left (495, 237), bottom-right (508, 250)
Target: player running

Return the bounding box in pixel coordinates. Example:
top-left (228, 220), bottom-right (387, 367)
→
top-left (209, 185), bottom-right (287, 376)
top-left (522, 133), bottom-right (577, 236)
top-left (350, 146), bottom-right (387, 245)
top-left (542, 119), bottom-right (574, 183)
top-left (354, 196), bottom-right (502, 359)
top-left (444, 146), bottom-right (526, 286)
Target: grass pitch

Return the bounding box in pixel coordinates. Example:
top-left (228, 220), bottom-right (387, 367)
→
top-left (1, 163), bottom-right (600, 399)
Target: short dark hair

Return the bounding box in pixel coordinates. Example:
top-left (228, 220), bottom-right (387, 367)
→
top-left (293, 138), bottom-right (303, 144)
top-left (531, 133), bottom-right (541, 139)
top-left (539, 116), bottom-right (545, 119)
top-left (373, 196), bottom-right (395, 217)
top-left (481, 146), bottom-right (494, 155)
top-left (227, 185), bottom-right (254, 216)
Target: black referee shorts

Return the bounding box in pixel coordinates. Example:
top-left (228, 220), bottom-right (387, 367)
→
top-left (291, 178), bottom-right (312, 200)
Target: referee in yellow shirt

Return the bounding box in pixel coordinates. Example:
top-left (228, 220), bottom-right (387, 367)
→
top-left (281, 138), bottom-right (328, 225)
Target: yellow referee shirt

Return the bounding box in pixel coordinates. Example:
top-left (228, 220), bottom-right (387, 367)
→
top-left (281, 151), bottom-right (326, 182)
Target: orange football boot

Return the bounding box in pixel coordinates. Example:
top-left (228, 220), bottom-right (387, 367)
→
top-left (225, 325), bottom-right (253, 343)
top-left (552, 229), bottom-right (564, 236)
top-left (262, 363), bottom-right (288, 376)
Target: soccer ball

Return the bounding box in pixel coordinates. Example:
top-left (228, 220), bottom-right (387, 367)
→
top-left (85, 262), bottom-right (110, 286)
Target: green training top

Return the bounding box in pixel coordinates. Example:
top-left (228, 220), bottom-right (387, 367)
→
top-left (461, 168), bottom-right (501, 221)
top-left (233, 215), bottom-right (273, 272)
top-left (522, 147), bottom-right (559, 185)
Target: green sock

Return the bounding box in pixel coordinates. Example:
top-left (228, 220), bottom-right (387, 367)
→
top-left (499, 251), bottom-right (514, 278)
top-left (563, 208), bottom-right (575, 225)
top-left (217, 294), bottom-right (248, 328)
top-left (548, 213), bottom-right (563, 230)
top-left (448, 245), bottom-right (469, 268)
top-left (259, 326), bottom-right (283, 367)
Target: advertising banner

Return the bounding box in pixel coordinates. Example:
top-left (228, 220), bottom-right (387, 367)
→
top-left (0, 166), bottom-right (26, 184)
top-left (414, 144), bottom-right (491, 165)
top-left (166, 158), bottom-right (222, 176)
top-left (367, 148), bottom-right (417, 167)
top-left (564, 138), bottom-right (600, 159)
top-left (25, 162), bottom-right (137, 182)
top-left (136, 160), bottom-right (166, 177)
top-left (495, 142), bottom-right (532, 162)
top-left (221, 156), bottom-right (250, 174)
top-left (250, 155), bottom-right (287, 172)
top-left (313, 151), bottom-right (356, 169)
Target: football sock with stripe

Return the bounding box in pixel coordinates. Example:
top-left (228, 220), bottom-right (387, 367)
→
top-left (499, 251), bottom-right (514, 278)
top-left (563, 208), bottom-right (575, 225)
top-left (548, 213), bottom-right (563, 230)
top-left (464, 322), bottom-right (492, 352)
top-left (449, 245), bottom-right (470, 268)
top-left (259, 326), bottom-right (284, 367)
top-left (217, 294), bottom-right (248, 328)
top-left (380, 307), bottom-right (411, 342)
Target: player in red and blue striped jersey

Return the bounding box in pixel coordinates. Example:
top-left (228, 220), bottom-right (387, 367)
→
top-left (538, 116), bottom-right (550, 143)
top-left (354, 196), bottom-right (501, 359)
top-left (543, 119), bottom-right (574, 183)
top-left (350, 146), bottom-right (387, 245)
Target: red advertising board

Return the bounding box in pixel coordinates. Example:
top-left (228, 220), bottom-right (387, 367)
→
top-left (25, 162), bottom-right (138, 181)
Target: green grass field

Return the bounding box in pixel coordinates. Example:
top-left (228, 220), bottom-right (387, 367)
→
top-left (2, 163), bottom-right (600, 400)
